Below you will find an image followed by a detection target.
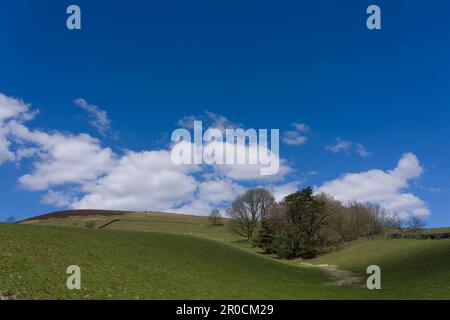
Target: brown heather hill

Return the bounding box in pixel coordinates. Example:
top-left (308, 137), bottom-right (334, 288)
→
top-left (20, 209), bottom-right (131, 222)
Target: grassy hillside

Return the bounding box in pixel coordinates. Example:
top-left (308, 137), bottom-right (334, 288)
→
top-left (23, 211), bottom-right (239, 244)
top-left (312, 239), bottom-right (450, 299)
top-left (0, 223), bottom-right (362, 300)
top-left (4, 211), bottom-right (450, 299)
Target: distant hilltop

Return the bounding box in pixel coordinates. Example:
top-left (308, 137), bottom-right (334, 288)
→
top-left (20, 209), bottom-right (131, 222)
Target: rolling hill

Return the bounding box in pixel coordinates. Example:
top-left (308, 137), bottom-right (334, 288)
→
top-left (1, 210), bottom-right (449, 299)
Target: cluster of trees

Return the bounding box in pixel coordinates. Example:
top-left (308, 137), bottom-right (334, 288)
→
top-left (208, 209), bottom-right (224, 226)
top-left (219, 187), bottom-right (426, 260)
top-left (258, 188), bottom-right (329, 259)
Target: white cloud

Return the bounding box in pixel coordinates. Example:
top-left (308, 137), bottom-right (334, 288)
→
top-left (355, 143), bottom-right (372, 157)
top-left (0, 93), bottom-right (432, 219)
top-left (14, 147), bottom-right (40, 161)
top-left (176, 115), bottom-right (198, 129)
top-left (326, 138), bottom-right (372, 158)
top-left (74, 98), bottom-right (111, 136)
top-left (326, 138), bottom-right (352, 153)
top-left (283, 131), bottom-right (308, 145)
top-left (176, 111), bottom-right (242, 133)
top-left (0, 128), bottom-right (13, 164)
top-left (64, 139), bottom-right (290, 213)
top-left (0, 93), bottom-right (32, 123)
top-left (9, 123), bottom-right (115, 190)
top-left (175, 178), bottom-right (244, 215)
top-left (1, 93), bottom-right (294, 214)
top-left (283, 123), bottom-right (310, 146)
top-left (268, 180), bottom-right (302, 202)
top-left (0, 94), bottom-right (115, 193)
top-left (316, 153), bottom-right (429, 219)
top-left (197, 179), bottom-right (244, 204)
top-left (71, 150), bottom-right (198, 211)
top-left (0, 92), bottom-right (36, 164)
top-left (171, 137), bottom-right (289, 180)
top-left (293, 123), bottom-right (310, 133)
top-left (215, 161), bottom-right (290, 181)
top-left (206, 141), bottom-right (290, 180)
top-left (68, 143), bottom-right (290, 213)
top-left (205, 111), bottom-right (242, 132)
top-left (41, 190), bottom-right (75, 207)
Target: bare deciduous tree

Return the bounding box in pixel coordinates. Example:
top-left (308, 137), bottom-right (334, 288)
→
top-left (208, 209), bottom-right (223, 226)
top-left (226, 188), bottom-right (275, 244)
top-left (408, 216), bottom-right (426, 233)
top-left (383, 213), bottom-right (402, 231)
top-left (317, 194), bottom-right (390, 243)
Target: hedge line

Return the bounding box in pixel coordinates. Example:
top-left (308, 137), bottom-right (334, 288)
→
top-left (388, 232), bottom-right (450, 240)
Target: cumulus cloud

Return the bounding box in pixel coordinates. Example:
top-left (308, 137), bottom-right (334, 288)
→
top-left (268, 180), bottom-right (302, 202)
top-left (293, 123), bottom-right (310, 133)
top-left (355, 143), bottom-right (372, 157)
top-left (49, 138), bottom-right (287, 213)
top-left (198, 179), bottom-right (244, 204)
top-left (0, 128), bottom-right (13, 164)
top-left (214, 160), bottom-right (290, 181)
top-left (66, 137), bottom-right (289, 213)
top-left (171, 125), bottom-right (288, 179)
top-left (175, 178), bottom-right (244, 215)
top-left (283, 122), bottom-right (310, 146)
top-left (205, 141), bottom-right (289, 180)
top-left (0, 92), bottom-right (115, 190)
top-left (176, 115), bottom-right (198, 129)
top-left (283, 131), bottom-right (307, 145)
top-left (204, 111), bottom-right (242, 132)
top-left (41, 190), bottom-right (75, 207)
top-left (1, 92), bottom-right (432, 219)
top-left (9, 123), bottom-right (115, 190)
top-left (325, 138), bottom-right (352, 153)
top-left (0, 93), bottom-right (33, 123)
top-left (74, 98), bottom-right (111, 136)
top-left (326, 138), bottom-right (372, 157)
top-left (176, 111), bottom-right (242, 133)
top-left (69, 150), bottom-right (197, 211)
top-left (0, 92), bottom-right (36, 164)
top-left (316, 153), bottom-right (429, 219)
top-left (0, 93), bottom-right (292, 214)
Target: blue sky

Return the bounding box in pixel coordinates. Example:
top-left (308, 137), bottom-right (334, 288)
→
top-left (0, 0), bottom-right (449, 227)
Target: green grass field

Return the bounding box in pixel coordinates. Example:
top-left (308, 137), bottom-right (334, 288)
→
top-left (1, 211), bottom-right (449, 300)
top-left (312, 239), bottom-right (450, 299)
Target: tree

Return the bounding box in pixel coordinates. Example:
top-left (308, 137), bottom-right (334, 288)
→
top-left (319, 194), bottom-right (388, 244)
top-left (275, 187), bottom-right (329, 258)
top-left (208, 209), bottom-right (223, 226)
top-left (408, 216), bottom-right (426, 233)
top-left (347, 202), bottom-right (384, 239)
top-left (256, 219), bottom-right (274, 252)
top-left (5, 216), bottom-right (16, 223)
top-left (383, 213), bottom-right (402, 231)
top-left (226, 188), bottom-right (275, 244)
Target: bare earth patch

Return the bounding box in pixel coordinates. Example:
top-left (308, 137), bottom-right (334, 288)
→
top-left (0, 291), bottom-right (18, 300)
top-left (301, 263), bottom-right (363, 286)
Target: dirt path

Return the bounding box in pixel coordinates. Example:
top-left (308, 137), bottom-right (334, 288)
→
top-left (300, 263), bottom-right (363, 286)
